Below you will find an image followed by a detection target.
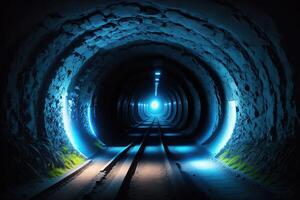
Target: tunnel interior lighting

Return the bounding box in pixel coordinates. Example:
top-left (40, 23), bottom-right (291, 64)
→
top-left (146, 145), bottom-right (161, 154)
top-left (155, 82), bottom-right (159, 96)
top-left (87, 106), bottom-right (97, 137)
top-left (205, 100), bottom-right (237, 155)
top-left (190, 159), bottom-right (217, 170)
top-left (154, 71), bottom-right (161, 96)
top-left (62, 94), bottom-right (87, 157)
top-left (150, 99), bottom-right (160, 110)
top-left (168, 145), bottom-right (197, 154)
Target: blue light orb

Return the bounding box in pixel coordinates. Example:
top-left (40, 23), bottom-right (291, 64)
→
top-left (150, 100), bottom-right (160, 110)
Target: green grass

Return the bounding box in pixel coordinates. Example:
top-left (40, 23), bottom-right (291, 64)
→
top-left (48, 151), bottom-right (85, 178)
top-left (48, 141), bottom-right (105, 178)
top-left (217, 150), bottom-right (273, 185)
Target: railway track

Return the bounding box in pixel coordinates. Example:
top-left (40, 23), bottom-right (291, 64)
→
top-left (31, 118), bottom-right (193, 200)
top-left (29, 118), bottom-right (273, 200)
top-left (83, 118), bottom-right (193, 200)
top-left (83, 119), bottom-right (154, 200)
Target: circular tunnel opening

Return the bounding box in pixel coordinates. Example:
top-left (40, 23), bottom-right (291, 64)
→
top-left (66, 42), bottom-right (238, 157)
top-left (1, 1), bottom-right (299, 199)
top-left (83, 54), bottom-right (211, 146)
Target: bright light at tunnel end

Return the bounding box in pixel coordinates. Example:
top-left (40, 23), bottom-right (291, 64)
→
top-left (150, 99), bottom-right (160, 110)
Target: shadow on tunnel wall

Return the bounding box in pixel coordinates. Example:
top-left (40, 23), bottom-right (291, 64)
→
top-left (0, 0), bottom-right (299, 199)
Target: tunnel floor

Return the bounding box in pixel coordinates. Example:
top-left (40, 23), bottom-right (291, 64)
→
top-left (22, 119), bottom-right (275, 200)
top-left (125, 135), bottom-right (173, 200)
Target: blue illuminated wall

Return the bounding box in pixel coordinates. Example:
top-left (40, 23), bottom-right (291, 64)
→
top-left (2, 1), bottom-right (297, 189)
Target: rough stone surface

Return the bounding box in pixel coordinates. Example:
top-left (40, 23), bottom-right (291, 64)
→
top-left (0, 0), bottom-right (298, 197)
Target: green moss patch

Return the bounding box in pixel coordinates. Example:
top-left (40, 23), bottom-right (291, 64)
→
top-left (48, 151), bottom-right (85, 178)
top-left (217, 150), bottom-right (276, 185)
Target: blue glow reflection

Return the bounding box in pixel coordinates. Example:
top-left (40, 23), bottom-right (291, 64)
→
top-left (168, 145), bottom-right (197, 154)
top-left (87, 106), bottom-right (97, 137)
top-left (62, 94), bottom-right (87, 157)
top-left (189, 159), bottom-right (217, 170)
top-left (107, 146), bottom-right (127, 153)
top-left (206, 100), bottom-right (237, 155)
top-left (145, 145), bottom-right (161, 154)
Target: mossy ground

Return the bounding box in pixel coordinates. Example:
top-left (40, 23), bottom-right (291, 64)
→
top-left (217, 151), bottom-right (277, 185)
top-left (48, 140), bottom-right (106, 178)
top-left (48, 147), bottom-right (86, 178)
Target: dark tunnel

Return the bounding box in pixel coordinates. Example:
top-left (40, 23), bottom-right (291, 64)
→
top-left (0, 0), bottom-right (299, 199)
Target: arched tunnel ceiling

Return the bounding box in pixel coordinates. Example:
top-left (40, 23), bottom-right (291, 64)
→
top-left (0, 0), bottom-right (299, 198)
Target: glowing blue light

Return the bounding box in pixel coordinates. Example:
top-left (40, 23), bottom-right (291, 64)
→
top-left (155, 82), bottom-right (159, 96)
top-left (108, 146), bottom-right (128, 154)
top-left (151, 100), bottom-right (160, 110)
top-left (218, 101), bottom-right (237, 151)
top-left (168, 145), bottom-right (197, 154)
top-left (206, 100), bottom-right (237, 155)
top-left (145, 146), bottom-right (161, 154)
top-left (154, 70), bottom-right (161, 96)
top-left (62, 94), bottom-right (86, 157)
top-left (87, 106), bottom-right (97, 137)
top-left (163, 133), bottom-right (180, 137)
top-left (190, 159), bottom-right (217, 170)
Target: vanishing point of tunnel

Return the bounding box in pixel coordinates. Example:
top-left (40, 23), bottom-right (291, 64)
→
top-left (0, 1), bottom-right (299, 200)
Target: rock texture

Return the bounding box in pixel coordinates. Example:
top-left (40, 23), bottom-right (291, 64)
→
top-left (0, 0), bottom-right (298, 197)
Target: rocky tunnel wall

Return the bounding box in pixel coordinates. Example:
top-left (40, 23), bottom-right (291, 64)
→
top-left (0, 0), bottom-right (298, 194)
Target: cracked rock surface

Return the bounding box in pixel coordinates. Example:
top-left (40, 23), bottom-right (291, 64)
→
top-left (0, 0), bottom-right (298, 198)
